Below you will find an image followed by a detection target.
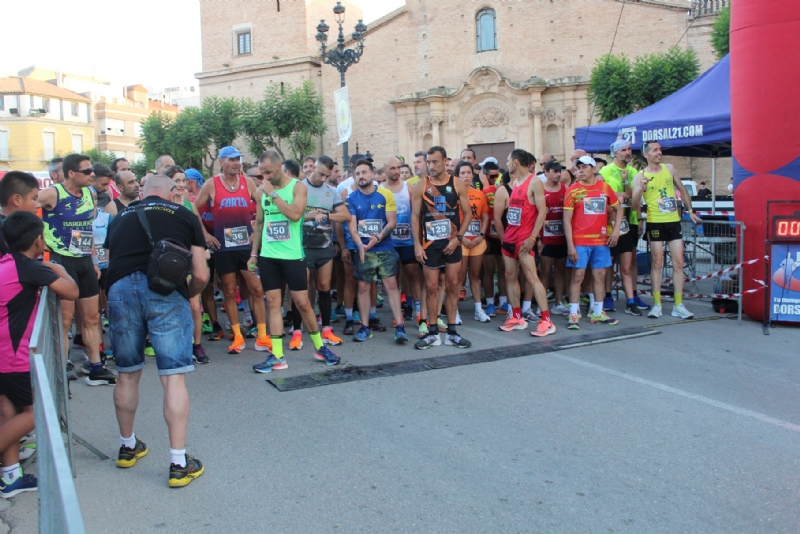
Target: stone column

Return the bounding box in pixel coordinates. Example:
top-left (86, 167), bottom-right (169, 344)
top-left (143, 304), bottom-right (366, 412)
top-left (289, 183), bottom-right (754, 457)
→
top-left (529, 107), bottom-right (544, 157)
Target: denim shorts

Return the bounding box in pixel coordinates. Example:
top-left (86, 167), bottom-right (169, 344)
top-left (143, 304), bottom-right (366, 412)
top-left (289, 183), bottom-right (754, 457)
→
top-left (353, 249), bottom-right (399, 282)
top-left (107, 272), bottom-right (194, 376)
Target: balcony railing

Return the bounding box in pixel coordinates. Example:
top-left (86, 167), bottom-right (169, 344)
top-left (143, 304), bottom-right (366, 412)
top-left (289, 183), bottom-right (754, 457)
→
top-left (690, 0), bottom-right (729, 18)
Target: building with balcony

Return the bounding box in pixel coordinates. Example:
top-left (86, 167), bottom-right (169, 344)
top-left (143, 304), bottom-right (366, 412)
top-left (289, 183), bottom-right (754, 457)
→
top-left (0, 76), bottom-right (93, 172)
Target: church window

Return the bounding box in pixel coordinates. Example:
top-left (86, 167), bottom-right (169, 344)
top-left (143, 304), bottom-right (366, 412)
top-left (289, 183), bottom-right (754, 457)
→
top-left (476, 9), bottom-right (497, 52)
top-left (237, 31), bottom-right (252, 55)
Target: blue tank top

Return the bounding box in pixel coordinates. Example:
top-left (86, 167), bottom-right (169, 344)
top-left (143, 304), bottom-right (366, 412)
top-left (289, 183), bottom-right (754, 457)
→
top-left (342, 185), bottom-right (358, 251)
top-left (385, 182), bottom-right (413, 247)
top-left (43, 184), bottom-right (96, 257)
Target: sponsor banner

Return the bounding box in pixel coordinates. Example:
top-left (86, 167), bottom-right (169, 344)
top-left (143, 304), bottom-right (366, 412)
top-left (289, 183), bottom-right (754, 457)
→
top-left (770, 243), bottom-right (800, 322)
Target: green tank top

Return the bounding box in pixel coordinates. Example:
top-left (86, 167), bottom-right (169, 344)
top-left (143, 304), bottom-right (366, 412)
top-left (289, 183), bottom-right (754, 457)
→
top-left (642, 164), bottom-right (680, 224)
top-left (260, 178), bottom-right (304, 260)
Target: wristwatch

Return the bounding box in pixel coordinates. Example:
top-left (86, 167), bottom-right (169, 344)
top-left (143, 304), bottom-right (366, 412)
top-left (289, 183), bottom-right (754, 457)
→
top-left (270, 191), bottom-right (279, 199)
top-left (456, 234), bottom-right (463, 242)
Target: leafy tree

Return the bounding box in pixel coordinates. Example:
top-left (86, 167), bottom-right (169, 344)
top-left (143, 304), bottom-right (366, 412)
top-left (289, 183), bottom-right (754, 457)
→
top-left (241, 80), bottom-right (327, 161)
top-left (587, 54), bottom-right (635, 124)
top-left (632, 48), bottom-right (700, 109)
top-left (136, 112), bottom-right (174, 164)
top-left (168, 106), bottom-right (210, 172)
top-left (201, 96), bottom-right (243, 172)
top-left (711, 7), bottom-right (730, 59)
top-left (130, 158), bottom-right (151, 178)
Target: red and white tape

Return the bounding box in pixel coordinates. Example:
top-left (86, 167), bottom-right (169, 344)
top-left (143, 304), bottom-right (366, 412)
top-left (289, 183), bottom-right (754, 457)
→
top-left (633, 280), bottom-right (767, 300)
top-left (638, 256), bottom-right (768, 285)
top-left (695, 211), bottom-right (734, 217)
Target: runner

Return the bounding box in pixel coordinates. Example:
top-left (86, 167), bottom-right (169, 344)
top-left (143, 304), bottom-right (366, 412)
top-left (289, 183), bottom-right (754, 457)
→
top-left (564, 156), bottom-right (623, 329)
top-left (184, 168), bottom-right (204, 201)
top-left (399, 163), bottom-right (414, 183)
top-left (539, 160), bottom-right (570, 316)
top-left (294, 155), bottom-right (349, 348)
top-left (631, 141), bottom-right (698, 319)
top-left (39, 153), bottom-right (116, 386)
top-left (454, 161), bottom-right (491, 322)
top-left (250, 151), bottom-right (340, 372)
top-left (408, 150), bottom-right (428, 187)
top-left (48, 157), bottom-right (64, 186)
top-left (411, 146), bottom-right (473, 349)
top-left (345, 159), bottom-right (408, 343)
top-left (480, 160), bottom-right (507, 317)
top-left (497, 149), bottom-right (554, 337)
top-left (599, 139), bottom-right (650, 315)
top-left (302, 156), bottom-right (316, 179)
top-left (193, 146), bottom-right (269, 354)
top-left (104, 171), bottom-right (140, 217)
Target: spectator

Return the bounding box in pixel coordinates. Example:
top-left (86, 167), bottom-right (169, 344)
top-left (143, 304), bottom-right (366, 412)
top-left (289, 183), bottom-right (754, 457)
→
top-left (697, 182), bottom-right (712, 199)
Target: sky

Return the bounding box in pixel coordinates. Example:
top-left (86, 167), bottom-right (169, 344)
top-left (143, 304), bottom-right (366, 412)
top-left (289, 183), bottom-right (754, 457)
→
top-left (0, 0), bottom-right (405, 91)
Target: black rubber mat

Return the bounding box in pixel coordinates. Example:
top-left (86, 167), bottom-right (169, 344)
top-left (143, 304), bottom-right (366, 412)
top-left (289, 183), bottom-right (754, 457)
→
top-left (268, 326), bottom-right (660, 392)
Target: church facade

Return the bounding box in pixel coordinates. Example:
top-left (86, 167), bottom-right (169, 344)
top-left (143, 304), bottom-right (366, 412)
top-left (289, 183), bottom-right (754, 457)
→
top-left (197, 0), bottom-right (718, 171)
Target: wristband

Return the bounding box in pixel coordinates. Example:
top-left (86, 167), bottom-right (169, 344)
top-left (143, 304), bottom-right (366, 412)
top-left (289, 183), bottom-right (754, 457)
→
top-left (250, 253), bottom-right (258, 257)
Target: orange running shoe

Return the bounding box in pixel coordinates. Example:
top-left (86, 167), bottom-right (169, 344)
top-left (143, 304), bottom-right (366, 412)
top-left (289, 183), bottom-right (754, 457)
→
top-left (255, 336), bottom-right (273, 352)
top-left (289, 330), bottom-right (303, 350)
top-left (499, 316), bottom-right (527, 332)
top-left (531, 319), bottom-right (556, 337)
top-left (321, 326), bottom-right (343, 346)
top-left (228, 335), bottom-right (246, 354)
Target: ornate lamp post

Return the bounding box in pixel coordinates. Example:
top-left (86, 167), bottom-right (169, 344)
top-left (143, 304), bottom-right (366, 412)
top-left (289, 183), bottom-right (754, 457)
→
top-left (316, 1), bottom-right (368, 171)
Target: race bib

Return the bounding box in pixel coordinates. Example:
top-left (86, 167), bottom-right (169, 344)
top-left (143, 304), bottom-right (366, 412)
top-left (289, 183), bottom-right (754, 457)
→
top-left (583, 196), bottom-right (607, 215)
top-left (507, 207), bottom-right (522, 226)
top-left (95, 244), bottom-right (107, 264)
top-left (619, 218), bottom-right (630, 234)
top-left (393, 223), bottom-right (410, 240)
top-left (224, 225), bottom-right (250, 247)
top-left (425, 219), bottom-right (451, 241)
top-left (543, 220), bottom-right (564, 237)
top-left (489, 221), bottom-right (499, 238)
top-left (69, 230), bottom-right (93, 255)
top-left (358, 219), bottom-right (383, 238)
top-left (657, 196), bottom-right (678, 214)
top-left (465, 219), bottom-right (481, 237)
top-left (264, 220), bottom-right (290, 242)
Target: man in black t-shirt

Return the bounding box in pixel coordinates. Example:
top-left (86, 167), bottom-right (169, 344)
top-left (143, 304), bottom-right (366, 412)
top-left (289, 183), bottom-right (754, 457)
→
top-left (104, 176), bottom-right (209, 488)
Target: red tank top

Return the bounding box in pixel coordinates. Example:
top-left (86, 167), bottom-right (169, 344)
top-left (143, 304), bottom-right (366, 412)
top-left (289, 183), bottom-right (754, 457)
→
top-left (210, 175), bottom-right (254, 251)
top-left (542, 183), bottom-right (567, 245)
top-left (503, 174), bottom-right (539, 244)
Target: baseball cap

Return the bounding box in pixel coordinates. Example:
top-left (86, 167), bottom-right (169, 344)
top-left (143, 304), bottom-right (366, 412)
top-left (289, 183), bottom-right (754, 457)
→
top-left (185, 168), bottom-right (204, 186)
top-left (219, 146), bottom-right (242, 159)
top-left (575, 155), bottom-right (596, 167)
top-left (544, 160), bottom-right (564, 173)
top-left (480, 157), bottom-right (498, 167)
top-left (349, 153), bottom-right (373, 165)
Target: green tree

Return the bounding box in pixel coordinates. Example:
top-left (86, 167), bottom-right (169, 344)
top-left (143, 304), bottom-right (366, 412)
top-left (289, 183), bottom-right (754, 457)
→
top-left (587, 54), bottom-right (635, 123)
top-left (168, 106), bottom-right (210, 172)
top-left (710, 7), bottom-right (731, 59)
top-left (632, 48), bottom-right (700, 109)
top-left (201, 96), bottom-right (243, 172)
top-left (241, 80), bottom-right (327, 161)
top-left (136, 112), bottom-right (174, 164)
top-left (130, 158), bottom-right (151, 178)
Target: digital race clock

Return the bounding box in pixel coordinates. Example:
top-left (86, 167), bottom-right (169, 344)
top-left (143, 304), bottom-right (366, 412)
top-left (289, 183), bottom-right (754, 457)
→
top-left (773, 214), bottom-right (800, 242)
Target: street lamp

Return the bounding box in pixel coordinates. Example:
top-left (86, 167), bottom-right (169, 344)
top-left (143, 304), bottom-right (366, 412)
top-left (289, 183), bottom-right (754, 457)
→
top-left (316, 1), bottom-right (368, 172)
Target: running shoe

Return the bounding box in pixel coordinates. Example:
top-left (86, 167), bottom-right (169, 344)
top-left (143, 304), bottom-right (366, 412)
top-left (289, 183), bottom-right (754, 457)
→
top-left (590, 312), bottom-right (619, 325)
top-left (376, 294), bottom-right (384, 308)
top-left (354, 324), bottom-right (373, 342)
top-left (603, 296), bottom-right (616, 312)
top-left (18, 443), bottom-right (36, 461)
top-left (102, 314), bottom-right (109, 328)
top-left (522, 309), bottom-right (540, 323)
top-left (546, 289), bottom-right (555, 302)
top-left (207, 323), bottom-right (224, 341)
top-left (553, 304), bottom-right (570, 316)
top-left (321, 326), bottom-right (343, 346)
top-left (329, 309), bottom-right (340, 324)
top-left (647, 304), bottom-right (663, 318)
top-left (499, 316), bottom-right (527, 332)
top-left (633, 296), bottom-right (651, 310)
top-left (459, 288), bottom-right (467, 301)
top-left (455, 312), bottom-right (463, 325)
top-left (403, 306), bottom-right (413, 321)
top-left (228, 335), bottom-right (246, 354)
top-left (395, 324), bottom-right (409, 343)
top-left (486, 302), bottom-right (497, 317)
top-left (214, 289), bottom-right (223, 302)
top-left (625, 303), bottom-right (642, 316)
top-left (0, 473), bottom-right (37, 499)
top-left (253, 355), bottom-right (287, 373)
top-left (255, 336), bottom-right (273, 352)
top-left (474, 309), bottom-right (491, 323)
top-left (437, 317), bottom-right (446, 330)
top-left (66, 361), bottom-right (78, 381)
top-left (353, 311), bottom-right (361, 323)
top-left (567, 314), bottom-right (580, 330)
top-left (579, 294), bottom-right (590, 305)
top-left (342, 321), bottom-right (355, 336)
top-left (116, 438), bottom-right (148, 468)
top-left (498, 302), bottom-right (511, 316)
top-left (414, 333), bottom-right (442, 350)
top-left (418, 321), bottom-right (429, 338)
top-left (531, 319), bottom-right (556, 337)
top-left (168, 455), bottom-right (204, 488)
top-left (85, 367), bottom-right (117, 386)
top-left (671, 303), bottom-right (695, 319)
top-left (202, 314), bottom-right (213, 334)
top-left (244, 324), bottom-right (258, 339)
top-left (445, 333), bottom-right (471, 348)
top-left (192, 345), bottom-right (210, 364)
top-left (335, 304), bottom-right (346, 317)
top-left (369, 317), bottom-right (387, 332)
top-left (314, 346), bottom-right (341, 366)
top-left (289, 330), bottom-right (303, 350)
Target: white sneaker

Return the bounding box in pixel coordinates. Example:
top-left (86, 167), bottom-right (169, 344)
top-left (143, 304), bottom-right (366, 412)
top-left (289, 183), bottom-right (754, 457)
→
top-left (455, 312), bottom-right (463, 325)
top-left (671, 303), bottom-right (694, 319)
top-left (647, 303), bottom-right (663, 318)
top-left (553, 304), bottom-right (570, 316)
top-left (474, 309), bottom-right (491, 323)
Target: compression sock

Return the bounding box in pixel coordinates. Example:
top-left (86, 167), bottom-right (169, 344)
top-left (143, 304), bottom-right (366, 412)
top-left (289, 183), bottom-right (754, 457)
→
top-left (447, 324), bottom-right (458, 336)
top-left (170, 449), bottom-right (187, 467)
top-left (675, 293), bottom-right (683, 306)
top-left (231, 324), bottom-right (242, 338)
top-left (257, 323), bottom-right (267, 339)
top-left (291, 304), bottom-right (302, 331)
top-left (319, 290), bottom-right (332, 327)
top-left (653, 292), bottom-right (662, 305)
top-left (271, 336), bottom-right (284, 359)
top-left (121, 434), bottom-right (136, 449)
top-left (309, 331), bottom-right (324, 350)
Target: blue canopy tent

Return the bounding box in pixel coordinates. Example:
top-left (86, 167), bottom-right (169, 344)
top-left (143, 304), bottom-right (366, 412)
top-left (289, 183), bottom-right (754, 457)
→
top-left (574, 54), bottom-right (731, 210)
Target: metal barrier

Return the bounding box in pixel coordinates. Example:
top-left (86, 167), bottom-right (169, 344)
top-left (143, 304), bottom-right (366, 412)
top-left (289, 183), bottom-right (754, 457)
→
top-left (635, 218), bottom-right (745, 322)
top-left (29, 288), bottom-right (87, 533)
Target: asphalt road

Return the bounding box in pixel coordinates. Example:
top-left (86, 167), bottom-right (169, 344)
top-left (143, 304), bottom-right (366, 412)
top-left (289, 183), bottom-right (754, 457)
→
top-left (3, 300), bottom-right (800, 533)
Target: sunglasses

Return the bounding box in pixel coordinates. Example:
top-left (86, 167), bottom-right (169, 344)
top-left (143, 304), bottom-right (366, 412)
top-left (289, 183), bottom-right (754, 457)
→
top-left (76, 168), bottom-right (94, 176)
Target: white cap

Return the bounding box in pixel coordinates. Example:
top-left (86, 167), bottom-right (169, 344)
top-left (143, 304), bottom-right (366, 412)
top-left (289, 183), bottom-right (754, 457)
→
top-left (479, 157), bottom-right (498, 166)
top-left (576, 155), bottom-right (596, 167)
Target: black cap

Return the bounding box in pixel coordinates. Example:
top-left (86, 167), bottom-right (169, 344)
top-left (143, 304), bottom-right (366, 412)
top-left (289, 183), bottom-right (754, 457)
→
top-left (544, 160), bottom-right (564, 173)
top-left (349, 153), bottom-right (372, 165)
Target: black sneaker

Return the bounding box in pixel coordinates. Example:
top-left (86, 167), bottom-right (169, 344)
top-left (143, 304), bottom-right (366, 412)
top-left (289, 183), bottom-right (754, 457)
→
top-left (625, 303), bottom-right (643, 316)
top-left (116, 438), bottom-right (148, 468)
top-left (66, 361), bottom-right (78, 381)
top-left (168, 455), bottom-right (205, 488)
top-left (192, 345), bottom-right (210, 364)
top-left (342, 320), bottom-right (355, 335)
top-left (85, 367), bottom-right (117, 386)
top-left (207, 323), bottom-right (224, 341)
top-left (369, 317), bottom-right (387, 332)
